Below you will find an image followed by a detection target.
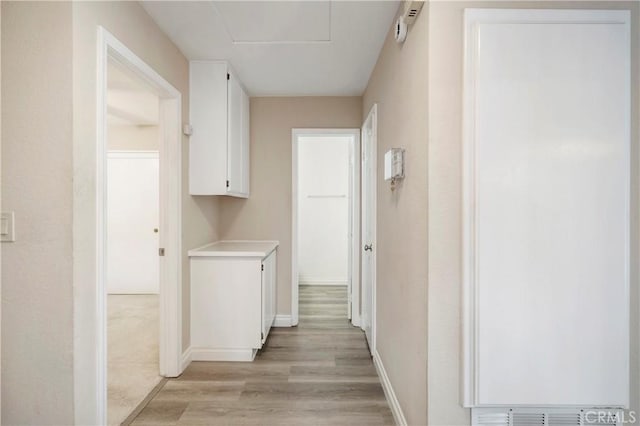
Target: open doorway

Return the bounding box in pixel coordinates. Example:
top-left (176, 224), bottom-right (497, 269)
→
top-left (96, 28), bottom-right (183, 425)
top-left (291, 129), bottom-right (360, 327)
top-left (105, 59), bottom-right (161, 425)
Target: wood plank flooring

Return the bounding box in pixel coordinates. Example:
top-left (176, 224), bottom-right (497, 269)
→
top-left (128, 285), bottom-right (393, 426)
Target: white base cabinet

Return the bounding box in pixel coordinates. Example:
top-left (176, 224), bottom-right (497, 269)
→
top-left (189, 241), bottom-right (277, 361)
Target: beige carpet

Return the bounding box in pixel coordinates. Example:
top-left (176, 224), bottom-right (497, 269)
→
top-left (108, 294), bottom-right (161, 426)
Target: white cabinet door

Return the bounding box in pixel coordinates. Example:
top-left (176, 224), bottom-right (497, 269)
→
top-left (269, 251), bottom-right (276, 330)
top-left (189, 61), bottom-right (250, 198)
top-left (261, 251), bottom-right (276, 344)
top-left (463, 9), bottom-right (630, 407)
top-left (240, 88), bottom-right (250, 196)
top-left (189, 61), bottom-right (228, 195)
top-left (226, 72), bottom-right (243, 196)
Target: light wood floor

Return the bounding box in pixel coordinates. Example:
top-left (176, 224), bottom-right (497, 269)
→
top-left (128, 285), bottom-right (393, 425)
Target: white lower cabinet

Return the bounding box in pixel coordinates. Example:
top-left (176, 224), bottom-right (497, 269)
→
top-left (189, 241), bottom-right (278, 361)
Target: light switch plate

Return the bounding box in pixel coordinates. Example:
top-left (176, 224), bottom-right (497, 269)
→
top-left (1, 212), bottom-right (15, 242)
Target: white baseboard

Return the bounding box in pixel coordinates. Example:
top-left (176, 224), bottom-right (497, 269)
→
top-left (273, 315), bottom-right (292, 327)
top-left (180, 347), bottom-right (192, 372)
top-left (351, 314), bottom-right (361, 328)
top-left (373, 350), bottom-right (407, 426)
top-left (191, 347), bottom-right (257, 362)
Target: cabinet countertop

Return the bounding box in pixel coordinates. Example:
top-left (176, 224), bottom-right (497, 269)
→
top-left (188, 240), bottom-right (279, 258)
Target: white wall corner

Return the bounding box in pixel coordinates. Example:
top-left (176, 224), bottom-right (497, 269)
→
top-left (273, 315), bottom-right (292, 327)
top-left (374, 350), bottom-right (408, 426)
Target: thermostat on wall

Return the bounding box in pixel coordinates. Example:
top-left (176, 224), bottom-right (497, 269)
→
top-left (384, 148), bottom-right (405, 183)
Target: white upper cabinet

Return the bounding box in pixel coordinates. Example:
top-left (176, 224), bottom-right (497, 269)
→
top-left (189, 61), bottom-right (250, 197)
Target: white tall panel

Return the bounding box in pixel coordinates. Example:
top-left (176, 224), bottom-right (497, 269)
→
top-left (463, 9), bottom-right (630, 407)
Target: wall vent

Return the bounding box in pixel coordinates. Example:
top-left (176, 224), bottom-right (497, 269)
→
top-left (476, 411), bottom-right (509, 426)
top-left (548, 413), bottom-right (581, 426)
top-left (402, 1), bottom-right (424, 25)
top-left (513, 412), bottom-right (544, 426)
top-left (473, 408), bottom-right (623, 426)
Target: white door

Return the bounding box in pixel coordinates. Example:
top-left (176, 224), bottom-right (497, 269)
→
top-left (463, 9), bottom-right (630, 406)
top-left (361, 105), bottom-right (377, 353)
top-left (107, 152), bottom-right (160, 294)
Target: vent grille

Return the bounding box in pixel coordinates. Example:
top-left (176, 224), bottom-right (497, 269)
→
top-left (586, 413), bottom-right (619, 426)
top-left (513, 413), bottom-right (544, 426)
top-left (476, 412), bottom-right (510, 426)
top-left (548, 413), bottom-right (581, 426)
top-left (402, 1), bottom-right (424, 25)
top-left (473, 409), bottom-right (622, 426)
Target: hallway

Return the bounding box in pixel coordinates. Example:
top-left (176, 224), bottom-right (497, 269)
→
top-left (128, 285), bottom-right (393, 425)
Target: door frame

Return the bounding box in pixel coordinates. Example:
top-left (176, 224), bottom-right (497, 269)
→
top-left (291, 128), bottom-right (361, 326)
top-left (96, 27), bottom-right (183, 423)
top-left (361, 104), bottom-right (378, 352)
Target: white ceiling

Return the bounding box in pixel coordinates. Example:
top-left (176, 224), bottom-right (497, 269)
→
top-left (141, 1), bottom-right (400, 97)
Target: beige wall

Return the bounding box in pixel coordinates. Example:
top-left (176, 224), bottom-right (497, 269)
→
top-left (1, 1), bottom-right (219, 421)
top-left (72, 2), bottom-right (220, 421)
top-left (1, 2), bottom-right (75, 424)
top-left (108, 124), bottom-right (159, 151)
top-left (362, 3), bottom-right (429, 425)
top-left (218, 97), bottom-right (362, 317)
top-left (427, 2), bottom-right (639, 425)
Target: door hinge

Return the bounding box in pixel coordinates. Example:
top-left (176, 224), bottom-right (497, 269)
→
top-left (159, 248), bottom-right (165, 256)
top-left (227, 73), bottom-right (230, 80)
top-left (226, 180), bottom-right (230, 188)
top-left (261, 264), bottom-right (264, 271)
top-left (261, 332), bottom-right (264, 340)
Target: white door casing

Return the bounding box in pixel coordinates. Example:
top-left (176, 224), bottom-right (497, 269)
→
top-left (90, 27), bottom-right (184, 425)
top-left (361, 104), bottom-right (377, 354)
top-left (291, 129), bottom-right (360, 327)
